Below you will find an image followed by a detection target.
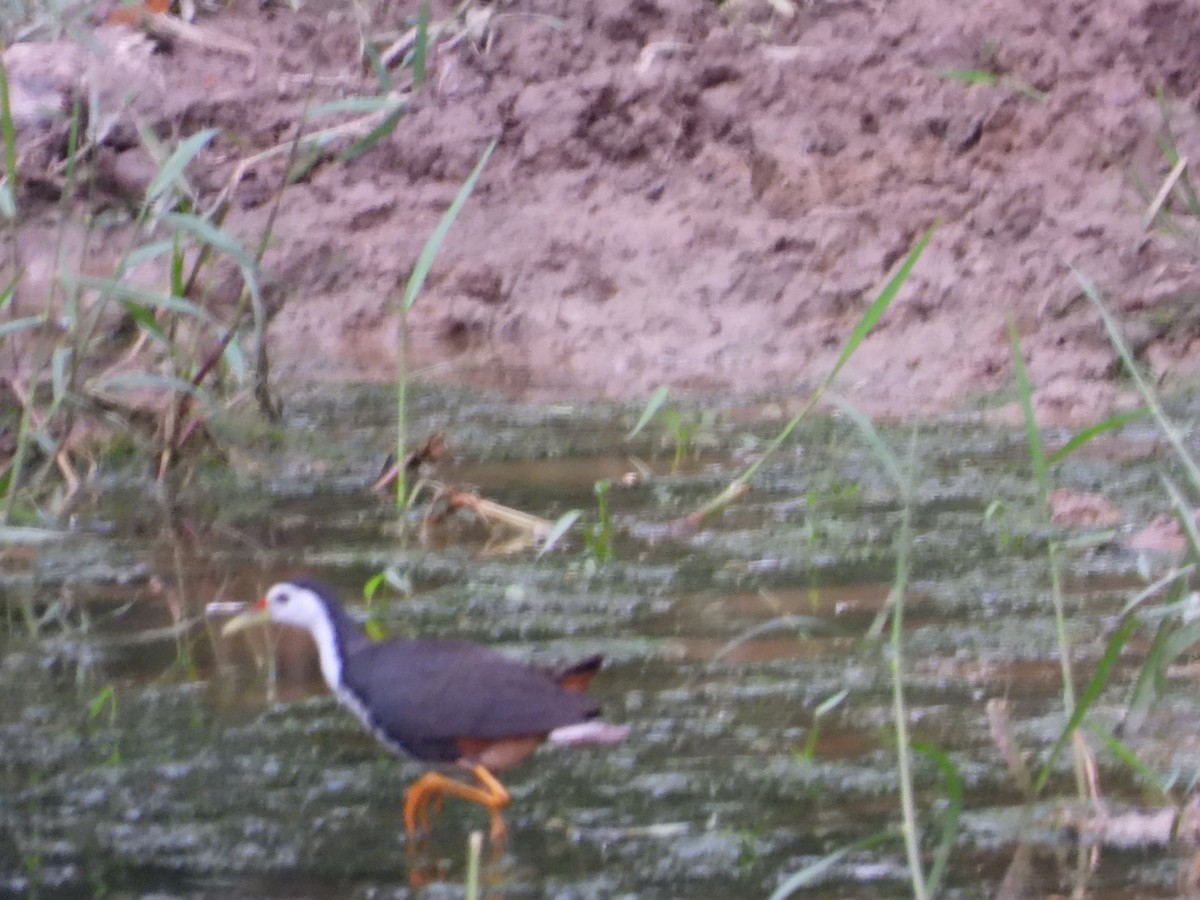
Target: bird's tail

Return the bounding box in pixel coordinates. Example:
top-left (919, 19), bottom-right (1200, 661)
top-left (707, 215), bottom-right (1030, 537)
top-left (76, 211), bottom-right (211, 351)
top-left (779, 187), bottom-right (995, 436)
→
top-left (553, 654), bottom-right (604, 693)
top-left (547, 721), bottom-right (631, 745)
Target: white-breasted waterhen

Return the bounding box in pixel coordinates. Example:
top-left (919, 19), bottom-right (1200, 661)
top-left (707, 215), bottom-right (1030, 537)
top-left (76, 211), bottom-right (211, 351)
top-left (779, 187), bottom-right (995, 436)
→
top-left (224, 578), bottom-right (629, 840)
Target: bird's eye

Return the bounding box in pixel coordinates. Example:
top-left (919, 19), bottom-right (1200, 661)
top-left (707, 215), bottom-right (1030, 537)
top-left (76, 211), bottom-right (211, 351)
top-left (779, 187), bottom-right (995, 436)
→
top-left (276, 592), bottom-right (290, 605)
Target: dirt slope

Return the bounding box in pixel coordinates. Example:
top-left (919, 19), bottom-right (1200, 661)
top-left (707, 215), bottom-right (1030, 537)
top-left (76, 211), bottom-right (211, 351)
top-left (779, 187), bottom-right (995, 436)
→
top-left (14, 0), bottom-right (1200, 423)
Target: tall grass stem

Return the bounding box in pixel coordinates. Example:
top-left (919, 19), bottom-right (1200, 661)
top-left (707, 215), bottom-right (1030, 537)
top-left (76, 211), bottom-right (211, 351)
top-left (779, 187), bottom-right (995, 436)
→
top-left (1008, 318), bottom-right (1090, 801)
top-left (682, 222), bottom-right (936, 528)
top-left (1075, 266), bottom-right (1200, 491)
top-left (889, 428), bottom-right (927, 899)
top-left (395, 140), bottom-right (495, 507)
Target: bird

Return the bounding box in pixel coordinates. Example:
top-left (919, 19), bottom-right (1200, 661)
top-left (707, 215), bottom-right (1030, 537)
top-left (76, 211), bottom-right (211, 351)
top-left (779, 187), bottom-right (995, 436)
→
top-left (223, 577), bottom-right (629, 841)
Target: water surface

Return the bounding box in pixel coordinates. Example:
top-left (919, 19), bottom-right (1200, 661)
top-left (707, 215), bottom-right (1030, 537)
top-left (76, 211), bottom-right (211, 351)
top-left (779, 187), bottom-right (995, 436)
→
top-left (2, 385), bottom-right (1199, 898)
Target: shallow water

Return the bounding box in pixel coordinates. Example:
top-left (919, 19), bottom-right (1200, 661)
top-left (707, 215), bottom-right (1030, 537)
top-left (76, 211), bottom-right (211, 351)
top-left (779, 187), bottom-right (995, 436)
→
top-left (2, 385), bottom-right (1200, 898)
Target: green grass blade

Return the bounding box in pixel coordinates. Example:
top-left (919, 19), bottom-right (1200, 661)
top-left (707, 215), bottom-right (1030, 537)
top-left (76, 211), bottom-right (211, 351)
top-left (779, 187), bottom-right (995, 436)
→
top-left (144, 128), bottom-right (219, 206)
top-left (627, 386), bottom-right (669, 439)
top-left (89, 372), bottom-right (213, 406)
top-left (829, 222), bottom-right (938, 385)
top-left (827, 393), bottom-right (904, 490)
top-left (50, 347), bottom-right (68, 408)
top-left (1084, 721), bottom-right (1173, 804)
top-left (913, 741), bottom-right (964, 899)
top-left (121, 239), bottom-right (175, 273)
top-left (679, 223), bottom-right (937, 529)
top-left (1075, 265), bottom-right (1200, 492)
top-left (768, 832), bottom-right (896, 899)
top-left (0, 51), bottom-right (20, 212)
top-left (163, 212), bottom-right (258, 274)
top-left (1161, 473), bottom-right (1200, 559)
top-left (338, 105), bottom-right (408, 163)
top-left (1047, 407), bottom-right (1151, 464)
top-left (403, 140), bottom-right (496, 311)
top-left (169, 233), bottom-right (185, 296)
top-left (889, 428), bottom-right (926, 900)
top-left (1119, 563), bottom-right (1194, 617)
top-left (1008, 319), bottom-right (1049, 498)
top-left (0, 271), bottom-right (15, 311)
top-left (310, 96), bottom-right (405, 117)
top-left (73, 277), bottom-right (224, 331)
top-left (536, 509), bottom-right (581, 558)
top-left (710, 615), bottom-right (837, 664)
top-left (1034, 614), bottom-right (1138, 794)
top-left (1010, 316), bottom-right (1093, 800)
top-left (364, 43), bottom-right (393, 94)
top-left (0, 525), bottom-right (68, 545)
top-left (221, 337), bottom-right (248, 383)
top-left (1123, 616), bottom-right (1176, 736)
top-left (0, 315), bottom-right (43, 340)
top-left (799, 687), bottom-right (850, 760)
top-left (813, 687), bottom-right (849, 718)
top-left (463, 831), bottom-right (482, 900)
top-left (936, 67), bottom-right (999, 86)
top-left (412, 0), bottom-right (430, 89)
top-left (1158, 617), bottom-right (1200, 671)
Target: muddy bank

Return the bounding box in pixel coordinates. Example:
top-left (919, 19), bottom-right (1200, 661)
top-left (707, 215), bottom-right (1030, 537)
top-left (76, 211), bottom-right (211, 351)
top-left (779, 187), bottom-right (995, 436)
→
top-left (6, 0), bottom-right (1200, 426)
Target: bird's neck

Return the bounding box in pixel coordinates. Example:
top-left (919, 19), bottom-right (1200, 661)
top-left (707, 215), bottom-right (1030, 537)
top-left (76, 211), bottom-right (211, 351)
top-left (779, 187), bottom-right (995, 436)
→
top-left (307, 605), bottom-right (370, 692)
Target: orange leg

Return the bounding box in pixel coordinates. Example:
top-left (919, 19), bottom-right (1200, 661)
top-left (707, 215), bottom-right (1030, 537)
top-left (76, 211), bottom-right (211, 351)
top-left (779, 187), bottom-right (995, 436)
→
top-left (403, 765), bottom-right (512, 841)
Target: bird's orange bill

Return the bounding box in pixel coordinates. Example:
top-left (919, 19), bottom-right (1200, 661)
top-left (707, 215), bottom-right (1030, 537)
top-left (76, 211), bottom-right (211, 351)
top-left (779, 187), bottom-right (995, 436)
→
top-left (404, 765), bottom-right (512, 842)
top-left (221, 596), bottom-right (271, 636)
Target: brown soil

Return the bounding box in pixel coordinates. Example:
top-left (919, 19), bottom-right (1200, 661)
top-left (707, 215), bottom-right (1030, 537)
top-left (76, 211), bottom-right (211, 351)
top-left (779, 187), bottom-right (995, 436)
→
top-left (9, 0), bottom-right (1200, 424)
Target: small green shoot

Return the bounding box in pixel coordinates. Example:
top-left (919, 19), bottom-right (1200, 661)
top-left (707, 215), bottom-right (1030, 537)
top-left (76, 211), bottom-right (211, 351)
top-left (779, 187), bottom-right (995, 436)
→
top-left (798, 688), bottom-right (848, 761)
top-left (912, 741), bottom-right (964, 899)
top-left (627, 387), bottom-right (713, 473)
top-left (142, 128), bottom-right (219, 213)
top-left (627, 386), bottom-right (670, 439)
top-left (662, 408), bottom-right (696, 473)
top-left (582, 479), bottom-right (614, 564)
top-left (937, 67), bottom-right (1047, 102)
top-left (363, 567), bottom-right (410, 640)
top-left (87, 684), bottom-right (121, 765)
top-left (983, 499), bottom-right (1015, 550)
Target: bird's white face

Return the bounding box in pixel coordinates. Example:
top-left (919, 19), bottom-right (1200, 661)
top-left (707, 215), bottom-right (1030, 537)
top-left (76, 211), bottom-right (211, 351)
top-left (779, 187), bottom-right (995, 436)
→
top-left (259, 581), bottom-right (331, 633)
top-left (223, 580), bottom-right (345, 691)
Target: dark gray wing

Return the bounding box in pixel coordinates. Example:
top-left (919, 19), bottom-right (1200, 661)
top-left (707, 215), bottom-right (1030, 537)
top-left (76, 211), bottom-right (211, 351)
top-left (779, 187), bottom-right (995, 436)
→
top-left (344, 638), bottom-right (598, 759)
